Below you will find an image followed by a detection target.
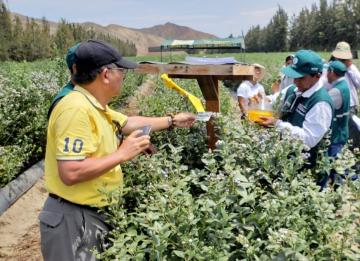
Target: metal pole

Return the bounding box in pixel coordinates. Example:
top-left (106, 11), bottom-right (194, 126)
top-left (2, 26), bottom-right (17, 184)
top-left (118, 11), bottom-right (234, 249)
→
top-left (161, 46), bottom-right (163, 62)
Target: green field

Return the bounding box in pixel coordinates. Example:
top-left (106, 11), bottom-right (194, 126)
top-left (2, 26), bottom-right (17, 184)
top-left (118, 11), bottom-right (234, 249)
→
top-left (0, 52), bottom-right (359, 259)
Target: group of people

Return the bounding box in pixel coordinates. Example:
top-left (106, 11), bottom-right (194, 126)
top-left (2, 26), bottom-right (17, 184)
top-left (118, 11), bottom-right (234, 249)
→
top-left (236, 41), bottom-right (359, 187)
top-left (39, 39), bottom-right (359, 260)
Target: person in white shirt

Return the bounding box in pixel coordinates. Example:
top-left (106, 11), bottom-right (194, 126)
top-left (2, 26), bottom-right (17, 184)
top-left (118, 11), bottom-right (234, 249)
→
top-left (279, 55), bottom-right (295, 91)
top-left (331, 41), bottom-right (360, 114)
top-left (259, 50), bottom-right (334, 169)
top-left (271, 55), bottom-right (294, 94)
top-left (237, 63), bottom-right (266, 116)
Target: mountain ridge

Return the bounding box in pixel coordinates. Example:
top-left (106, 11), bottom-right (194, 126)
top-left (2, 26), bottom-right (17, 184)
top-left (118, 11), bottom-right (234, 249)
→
top-left (10, 12), bottom-right (217, 55)
top-left (137, 22), bottom-right (217, 40)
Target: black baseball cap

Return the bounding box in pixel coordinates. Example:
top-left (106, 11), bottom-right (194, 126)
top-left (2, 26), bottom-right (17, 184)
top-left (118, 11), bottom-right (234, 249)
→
top-left (74, 39), bottom-right (137, 73)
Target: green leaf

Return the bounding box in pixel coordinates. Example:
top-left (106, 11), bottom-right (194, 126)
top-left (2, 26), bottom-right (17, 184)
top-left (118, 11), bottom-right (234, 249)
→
top-left (174, 250), bottom-right (185, 258)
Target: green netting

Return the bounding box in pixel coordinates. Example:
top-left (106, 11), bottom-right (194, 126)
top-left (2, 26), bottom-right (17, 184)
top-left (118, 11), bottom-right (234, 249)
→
top-left (161, 37), bottom-right (245, 49)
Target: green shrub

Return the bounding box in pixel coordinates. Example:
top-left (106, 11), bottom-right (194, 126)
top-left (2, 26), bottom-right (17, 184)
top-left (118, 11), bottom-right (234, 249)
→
top-left (99, 80), bottom-right (360, 260)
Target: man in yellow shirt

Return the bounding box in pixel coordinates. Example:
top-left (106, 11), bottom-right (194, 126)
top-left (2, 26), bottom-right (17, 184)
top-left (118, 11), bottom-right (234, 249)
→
top-left (39, 39), bottom-right (195, 261)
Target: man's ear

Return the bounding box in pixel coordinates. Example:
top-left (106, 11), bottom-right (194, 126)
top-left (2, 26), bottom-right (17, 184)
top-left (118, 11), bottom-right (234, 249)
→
top-left (71, 64), bottom-right (77, 74)
top-left (101, 68), bottom-right (111, 84)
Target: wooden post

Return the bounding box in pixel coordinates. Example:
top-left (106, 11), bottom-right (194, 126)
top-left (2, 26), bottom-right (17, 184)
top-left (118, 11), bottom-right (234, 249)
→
top-left (196, 76), bottom-right (219, 150)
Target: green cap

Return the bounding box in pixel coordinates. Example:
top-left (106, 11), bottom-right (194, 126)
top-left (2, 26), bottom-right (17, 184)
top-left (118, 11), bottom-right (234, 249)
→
top-left (65, 43), bottom-right (81, 69)
top-left (282, 50), bottom-right (323, 78)
top-left (328, 60), bottom-right (347, 76)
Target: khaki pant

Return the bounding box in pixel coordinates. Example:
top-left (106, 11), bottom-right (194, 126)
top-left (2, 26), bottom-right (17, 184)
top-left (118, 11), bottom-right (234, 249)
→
top-left (39, 196), bottom-right (110, 261)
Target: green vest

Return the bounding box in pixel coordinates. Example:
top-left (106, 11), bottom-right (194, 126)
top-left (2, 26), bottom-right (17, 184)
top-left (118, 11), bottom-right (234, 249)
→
top-left (281, 84), bottom-right (334, 168)
top-left (282, 85), bottom-right (333, 127)
top-left (331, 78), bottom-right (350, 145)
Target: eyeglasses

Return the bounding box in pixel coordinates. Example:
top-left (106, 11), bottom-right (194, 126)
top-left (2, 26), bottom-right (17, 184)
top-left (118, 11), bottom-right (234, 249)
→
top-left (108, 67), bottom-right (128, 79)
top-left (112, 120), bottom-right (124, 145)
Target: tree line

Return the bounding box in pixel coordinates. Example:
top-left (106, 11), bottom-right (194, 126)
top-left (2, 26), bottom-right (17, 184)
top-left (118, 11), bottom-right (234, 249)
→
top-left (245, 0), bottom-right (360, 52)
top-left (0, 3), bottom-right (137, 61)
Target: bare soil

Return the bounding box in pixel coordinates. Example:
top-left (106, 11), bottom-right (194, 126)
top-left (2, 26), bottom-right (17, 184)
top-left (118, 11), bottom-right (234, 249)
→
top-left (0, 79), bottom-right (156, 261)
top-left (0, 178), bottom-right (47, 260)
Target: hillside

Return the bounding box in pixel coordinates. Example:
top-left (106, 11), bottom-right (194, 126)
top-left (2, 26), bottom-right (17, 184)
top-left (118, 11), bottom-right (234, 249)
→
top-left (81, 22), bottom-right (164, 56)
top-left (138, 22), bottom-right (217, 40)
top-left (10, 13), bottom-right (217, 55)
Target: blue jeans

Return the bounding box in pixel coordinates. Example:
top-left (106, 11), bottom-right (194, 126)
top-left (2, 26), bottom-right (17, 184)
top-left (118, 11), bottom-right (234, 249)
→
top-left (318, 144), bottom-right (344, 190)
top-left (318, 144), bottom-right (358, 190)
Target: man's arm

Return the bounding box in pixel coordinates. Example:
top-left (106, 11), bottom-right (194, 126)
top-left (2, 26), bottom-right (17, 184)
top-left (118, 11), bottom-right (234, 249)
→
top-left (328, 88), bottom-right (343, 110)
top-left (238, 96), bottom-right (248, 115)
top-left (236, 82), bottom-right (250, 115)
top-left (58, 130), bottom-right (150, 185)
top-left (259, 102), bottom-right (332, 148)
top-left (122, 112), bottom-right (195, 135)
top-left (348, 63), bottom-right (360, 89)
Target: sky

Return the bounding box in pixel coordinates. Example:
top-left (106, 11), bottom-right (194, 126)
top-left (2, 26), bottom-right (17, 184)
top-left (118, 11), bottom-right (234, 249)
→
top-left (5, 0), bottom-right (321, 38)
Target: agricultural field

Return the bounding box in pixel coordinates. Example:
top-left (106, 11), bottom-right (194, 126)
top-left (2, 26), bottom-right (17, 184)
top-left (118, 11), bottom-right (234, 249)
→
top-left (0, 52), bottom-right (360, 260)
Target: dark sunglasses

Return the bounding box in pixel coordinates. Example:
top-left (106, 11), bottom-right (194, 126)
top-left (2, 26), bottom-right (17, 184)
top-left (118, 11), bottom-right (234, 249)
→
top-left (112, 120), bottom-right (124, 145)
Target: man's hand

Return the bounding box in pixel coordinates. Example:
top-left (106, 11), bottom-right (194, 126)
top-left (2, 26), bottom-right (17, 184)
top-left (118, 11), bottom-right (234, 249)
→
top-left (258, 116), bottom-right (277, 127)
top-left (116, 130), bottom-right (150, 161)
top-left (173, 112), bottom-right (196, 128)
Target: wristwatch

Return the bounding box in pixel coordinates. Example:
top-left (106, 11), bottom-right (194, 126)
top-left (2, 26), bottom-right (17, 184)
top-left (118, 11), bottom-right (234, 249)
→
top-left (166, 113), bottom-right (175, 130)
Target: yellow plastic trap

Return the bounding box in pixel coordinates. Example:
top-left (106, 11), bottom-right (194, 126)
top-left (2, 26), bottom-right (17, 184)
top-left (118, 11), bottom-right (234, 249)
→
top-left (161, 74), bottom-right (205, 112)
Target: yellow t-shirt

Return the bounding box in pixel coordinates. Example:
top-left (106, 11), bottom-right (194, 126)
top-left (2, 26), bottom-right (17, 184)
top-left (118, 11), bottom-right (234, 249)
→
top-left (45, 85), bottom-right (128, 207)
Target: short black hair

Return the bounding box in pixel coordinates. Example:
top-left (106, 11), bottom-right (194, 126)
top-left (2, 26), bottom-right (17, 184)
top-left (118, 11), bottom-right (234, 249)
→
top-left (72, 63), bottom-right (121, 85)
top-left (72, 65), bottom-right (107, 85)
top-left (285, 55), bottom-right (294, 63)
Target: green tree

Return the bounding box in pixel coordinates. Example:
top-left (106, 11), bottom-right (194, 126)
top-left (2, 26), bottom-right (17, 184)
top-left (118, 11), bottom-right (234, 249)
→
top-left (8, 16), bottom-right (23, 61)
top-left (0, 2), bottom-right (12, 60)
top-left (333, 0), bottom-right (358, 48)
top-left (245, 25), bottom-right (262, 52)
top-left (54, 19), bottom-right (75, 55)
top-left (266, 6), bottom-right (288, 51)
top-left (22, 18), bottom-right (45, 61)
top-left (38, 17), bottom-right (53, 58)
top-left (289, 8), bottom-right (311, 50)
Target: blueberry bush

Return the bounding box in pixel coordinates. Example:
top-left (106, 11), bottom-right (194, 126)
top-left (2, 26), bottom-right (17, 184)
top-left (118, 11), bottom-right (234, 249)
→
top-left (99, 76), bottom-right (360, 260)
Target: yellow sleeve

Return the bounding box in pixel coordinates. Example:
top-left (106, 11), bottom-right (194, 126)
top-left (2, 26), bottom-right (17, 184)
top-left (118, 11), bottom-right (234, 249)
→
top-left (107, 108), bottom-right (128, 127)
top-left (54, 107), bottom-right (99, 160)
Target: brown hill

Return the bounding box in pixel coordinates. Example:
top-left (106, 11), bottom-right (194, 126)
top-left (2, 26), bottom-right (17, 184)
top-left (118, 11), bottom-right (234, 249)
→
top-left (10, 12), bottom-right (58, 34)
top-left (81, 22), bottom-right (164, 56)
top-left (138, 22), bottom-right (218, 40)
top-left (10, 13), bottom-right (216, 55)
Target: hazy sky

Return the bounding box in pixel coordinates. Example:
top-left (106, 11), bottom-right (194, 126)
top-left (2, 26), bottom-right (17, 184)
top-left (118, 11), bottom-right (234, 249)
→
top-left (5, 0), bottom-right (321, 38)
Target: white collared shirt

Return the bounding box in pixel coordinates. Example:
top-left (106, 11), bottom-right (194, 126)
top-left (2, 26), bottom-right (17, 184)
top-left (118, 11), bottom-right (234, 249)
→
top-left (279, 75), bottom-right (294, 91)
top-left (236, 80), bottom-right (265, 99)
top-left (328, 77), bottom-right (345, 110)
top-left (345, 64), bottom-right (360, 107)
top-left (275, 81), bottom-right (333, 148)
top-left (267, 85), bottom-right (291, 104)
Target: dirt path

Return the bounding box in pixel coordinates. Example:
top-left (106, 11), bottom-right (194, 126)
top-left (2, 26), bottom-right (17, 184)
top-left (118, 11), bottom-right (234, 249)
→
top-left (0, 178), bottom-right (47, 260)
top-left (0, 79), bottom-right (156, 261)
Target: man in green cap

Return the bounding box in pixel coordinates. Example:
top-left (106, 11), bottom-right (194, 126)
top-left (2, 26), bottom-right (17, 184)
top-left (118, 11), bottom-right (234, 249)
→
top-left (260, 49), bottom-right (334, 169)
top-left (320, 60), bottom-right (351, 187)
top-left (47, 43), bottom-right (81, 118)
top-left (327, 60), bottom-right (350, 150)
